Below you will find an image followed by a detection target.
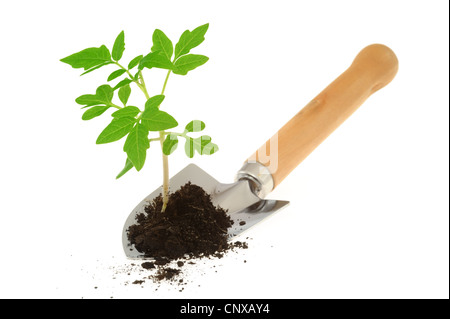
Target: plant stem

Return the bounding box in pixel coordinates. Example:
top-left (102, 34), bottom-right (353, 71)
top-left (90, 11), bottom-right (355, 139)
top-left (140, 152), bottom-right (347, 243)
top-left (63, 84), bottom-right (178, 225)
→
top-left (163, 131), bottom-right (187, 137)
top-left (159, 131), bottom-right (170, 212)
top-left (138, 71), bottom-right (148, 94)
top-left (159, 70), bottom-right (172, 212)
top-left (161, 70), bottom-right (171, 95)
top-left (109, 103), bottom-right (122, 110)
top-left (114, 62), bottom-right (148, 96)
top-left (132, 72), bottom-right (168, 211)
top-left (137, 74), bottom-right (150, 100)
top-left (120, 62), bottom-right (172, 213)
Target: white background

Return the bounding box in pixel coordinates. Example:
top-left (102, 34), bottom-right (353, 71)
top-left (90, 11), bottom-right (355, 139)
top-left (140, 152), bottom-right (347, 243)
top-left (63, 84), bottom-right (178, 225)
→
top-left (0, 0), bottom-right (448, 299)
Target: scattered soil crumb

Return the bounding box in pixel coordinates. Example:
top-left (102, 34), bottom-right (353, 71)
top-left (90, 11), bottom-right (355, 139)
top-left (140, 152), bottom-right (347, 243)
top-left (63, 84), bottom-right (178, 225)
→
top-left (233, 241), bottom-right (249, 249)
top-left (141, 262), bottom-right (155, 269)
top-left (155, 268), bottom-right (181, 281)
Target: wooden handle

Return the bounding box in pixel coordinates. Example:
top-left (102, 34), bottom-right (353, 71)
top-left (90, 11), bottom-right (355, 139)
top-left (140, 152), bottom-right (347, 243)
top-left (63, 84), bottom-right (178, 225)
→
top-left (248, 44), bottom-right (399, 188)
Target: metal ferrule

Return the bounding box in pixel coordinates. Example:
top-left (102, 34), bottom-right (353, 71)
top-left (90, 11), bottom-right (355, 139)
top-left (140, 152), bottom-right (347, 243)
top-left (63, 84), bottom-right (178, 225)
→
top-left (235, 162), bottom-right (274, 199)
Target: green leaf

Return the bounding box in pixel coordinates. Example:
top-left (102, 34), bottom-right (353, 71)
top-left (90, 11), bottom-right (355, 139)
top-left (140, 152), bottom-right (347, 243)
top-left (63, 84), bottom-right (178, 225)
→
top-left (151, 29), bottom-right (173, 61)
top-left (112, 106), bottom-right (140, 118)
top-left (139, 51), bottom-right (173, 70)
top-left (162, 134), bottom-right (179, 155)
top-left (128, 55), bottom-right (143, 70)
top-left (201, 142), bottom-right (219, 155)
top-left (96, 117), bottom-right (135, 144)
top-left (184, 135), bottom-right (219, 156)
top-left (113, 78), bottom-right (133, 90)
top-left (195, 136), bottom-right (218, 155)
top-left (76, 84), bottom-right (113, 106)
top-left (173, 54), bottom-right (209, 75)
top-left (118, 84), bottom-right (131, 105)
top-left (184, 137), bottom-right (194, 158)
top-left (107, 69), bottom-right (126, 81)
top-left (80, 61), bottom-right (113, 76)
top-left (193, 135), bottom-right (211, 154)
top-left (116, 158), bottom-right (134, 179)
top-left (60, 45), bottom-right (111, 70)
top-left (75, 94), bottom-right (102, 106)
top-left (112, 31), bottom-right (125, 61)
top-left (141, 108), bottom-right (178, 131)
top-left (185, 120), bottom-right (205, 132)
top-left (96, 84), bottom-right (114, 102)
top-left (174, 23), bottom-right (209, 59)
top-left (82, 105), bottom-right (110, 120)
top-left (123, 123), bottom-right (150, 171)
top-left (144, 95), bottom-right (165, 110)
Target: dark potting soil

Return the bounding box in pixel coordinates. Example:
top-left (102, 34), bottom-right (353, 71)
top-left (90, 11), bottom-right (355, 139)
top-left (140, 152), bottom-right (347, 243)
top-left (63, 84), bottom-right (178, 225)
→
top-left (127, 182), bottom-right (236, 261)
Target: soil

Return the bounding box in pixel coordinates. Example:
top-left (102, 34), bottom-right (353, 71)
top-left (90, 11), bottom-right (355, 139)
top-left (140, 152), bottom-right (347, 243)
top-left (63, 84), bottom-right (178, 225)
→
top-left (141, 262), bottom-right (155, 269)
top-left (126, 182), bottom-right (247, 283)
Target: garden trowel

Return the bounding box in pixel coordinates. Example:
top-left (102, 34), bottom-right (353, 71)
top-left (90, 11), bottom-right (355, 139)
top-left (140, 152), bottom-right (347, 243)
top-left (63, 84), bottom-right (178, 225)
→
top-left (123, 44), bottom-right (398, 258)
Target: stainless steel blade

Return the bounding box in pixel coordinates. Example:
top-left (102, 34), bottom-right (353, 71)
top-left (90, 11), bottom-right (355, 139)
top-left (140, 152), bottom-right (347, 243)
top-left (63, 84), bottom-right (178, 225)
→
top-left (122, 164), bottom-right (289, 258)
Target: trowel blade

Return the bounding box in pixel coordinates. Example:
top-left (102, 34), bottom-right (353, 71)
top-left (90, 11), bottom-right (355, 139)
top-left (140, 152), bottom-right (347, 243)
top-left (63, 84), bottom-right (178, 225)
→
top-left (122, 164), bottom-right (289, 258)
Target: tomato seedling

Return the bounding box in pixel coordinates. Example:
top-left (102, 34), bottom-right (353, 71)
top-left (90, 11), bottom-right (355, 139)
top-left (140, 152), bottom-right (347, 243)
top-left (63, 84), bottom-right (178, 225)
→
top-left (61, 24), bottom-right (218, 211)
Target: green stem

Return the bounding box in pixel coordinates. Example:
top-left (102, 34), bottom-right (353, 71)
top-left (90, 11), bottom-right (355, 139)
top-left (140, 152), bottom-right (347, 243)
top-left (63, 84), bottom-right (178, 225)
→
top-left (114, 62), bottom-right (149, 98)
top-left (161, 70), bottom-right (171, 95)
top-left (109, 103), bottom-right (122, 110)
top-left (163, 131), bottom-right (187, 137)
top-left (117, 61), bottom-right (172, 212)
top-left (138, 72), bottom-right (149, 97)
top-left (114, 62), bottom-right (134, 80)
